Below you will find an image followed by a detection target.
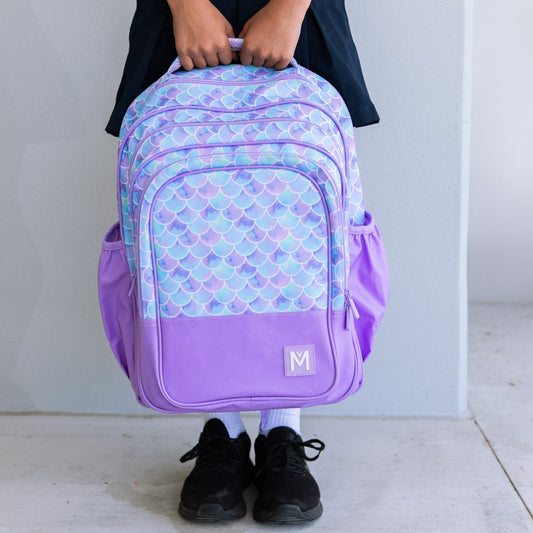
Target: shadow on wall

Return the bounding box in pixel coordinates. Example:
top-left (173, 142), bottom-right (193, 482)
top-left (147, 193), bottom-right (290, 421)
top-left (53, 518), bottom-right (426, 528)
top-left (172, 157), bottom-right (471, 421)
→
top-left (0, 1), bottom-right (84, 408)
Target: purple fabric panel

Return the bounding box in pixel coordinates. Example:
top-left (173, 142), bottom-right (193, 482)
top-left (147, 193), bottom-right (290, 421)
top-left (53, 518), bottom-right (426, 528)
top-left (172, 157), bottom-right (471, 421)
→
top-left (161, 311), bottom-right (335, 402)
top-left (97, 222), bottom-right (135, 378)
top-left (133, 311), bottom-right (363, 413)
top-left (348, 212), bottom-right (390, 361)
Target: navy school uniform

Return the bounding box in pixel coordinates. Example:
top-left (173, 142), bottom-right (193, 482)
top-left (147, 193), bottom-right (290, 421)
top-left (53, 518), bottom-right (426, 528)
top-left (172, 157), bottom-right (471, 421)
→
top-left (106, 0), bottom-right (380, 137)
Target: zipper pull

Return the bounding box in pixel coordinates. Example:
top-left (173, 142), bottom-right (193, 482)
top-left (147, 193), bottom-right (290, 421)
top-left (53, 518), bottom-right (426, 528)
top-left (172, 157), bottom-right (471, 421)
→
top-left (345, 291), bottom-right (351, 330)
top-left (345, 301), bottom-right (351, 330)
top-left (127, 271), bottom-right (137, 298)
top-left (348, 292), bottom-right (360, 320)
top-left (344, 290), bottom-right (360, 330)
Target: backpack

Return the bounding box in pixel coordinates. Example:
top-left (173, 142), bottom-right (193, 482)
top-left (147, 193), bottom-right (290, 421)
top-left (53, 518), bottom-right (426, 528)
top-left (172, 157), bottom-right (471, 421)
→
top-left (98, 39), bottom-right (389, 413)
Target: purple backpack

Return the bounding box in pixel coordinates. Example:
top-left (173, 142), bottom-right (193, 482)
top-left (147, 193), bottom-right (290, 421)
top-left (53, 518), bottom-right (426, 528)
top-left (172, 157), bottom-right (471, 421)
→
top-left (98, 39), bottom-right (389, 413)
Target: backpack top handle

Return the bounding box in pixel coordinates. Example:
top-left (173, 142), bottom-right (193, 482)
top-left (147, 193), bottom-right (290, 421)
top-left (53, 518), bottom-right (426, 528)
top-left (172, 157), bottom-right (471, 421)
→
top-left (165, 37), bottom-right (299, 75)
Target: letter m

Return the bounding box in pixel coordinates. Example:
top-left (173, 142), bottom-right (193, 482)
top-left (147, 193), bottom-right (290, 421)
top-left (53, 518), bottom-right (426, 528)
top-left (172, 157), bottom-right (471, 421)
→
top-left (290, 350), bottom-right (309, 372)
top-left (284, 345), bottom-right (316, 377)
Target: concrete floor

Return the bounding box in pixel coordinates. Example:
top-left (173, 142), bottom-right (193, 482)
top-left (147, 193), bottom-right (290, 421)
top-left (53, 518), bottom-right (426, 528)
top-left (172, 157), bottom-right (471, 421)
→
top-left (1, 304), bottom-right (532, 532)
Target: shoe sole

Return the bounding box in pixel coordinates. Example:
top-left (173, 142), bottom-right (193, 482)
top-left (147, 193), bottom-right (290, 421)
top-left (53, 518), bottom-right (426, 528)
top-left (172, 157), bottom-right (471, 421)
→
top-left (253, 501), bottom-right (323, 524)
top-left (179, 499), bottom-right (246, 522)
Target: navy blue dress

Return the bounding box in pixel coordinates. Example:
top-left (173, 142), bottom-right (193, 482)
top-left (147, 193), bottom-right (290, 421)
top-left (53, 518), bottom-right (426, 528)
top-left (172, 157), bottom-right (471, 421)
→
top-left (106, 0), bottom-right (379, 136)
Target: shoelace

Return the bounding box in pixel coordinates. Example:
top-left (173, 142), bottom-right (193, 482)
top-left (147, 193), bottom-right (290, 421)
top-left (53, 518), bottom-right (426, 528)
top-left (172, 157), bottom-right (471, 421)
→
top-left (262, 438), bottom-right (325, 475)
top-left (179, 434), bottom-right (242, 472)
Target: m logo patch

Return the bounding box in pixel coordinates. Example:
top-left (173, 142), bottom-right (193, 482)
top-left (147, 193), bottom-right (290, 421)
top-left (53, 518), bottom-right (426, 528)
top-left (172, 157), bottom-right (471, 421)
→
top-left (283, 345), bottom-right (316, 377)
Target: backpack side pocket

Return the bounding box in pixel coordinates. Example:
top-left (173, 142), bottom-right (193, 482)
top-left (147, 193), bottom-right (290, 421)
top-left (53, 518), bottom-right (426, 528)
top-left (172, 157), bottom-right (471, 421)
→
top-left (97, 222), bottom-right (135, 377)
top-left (348, 211), bottom-right (390, 361)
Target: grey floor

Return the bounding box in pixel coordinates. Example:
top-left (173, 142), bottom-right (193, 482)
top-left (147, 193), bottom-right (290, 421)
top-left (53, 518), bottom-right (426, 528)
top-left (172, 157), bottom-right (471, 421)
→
top-left (1, 304), bottom-right (532, 532)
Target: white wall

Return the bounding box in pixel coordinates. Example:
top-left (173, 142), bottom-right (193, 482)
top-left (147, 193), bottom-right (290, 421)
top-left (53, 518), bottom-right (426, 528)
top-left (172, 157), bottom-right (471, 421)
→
top-left (0, 0), bottom-right (470, 416)
top-left (1, 0), bottom-right (136, 412)
top-left (468, 0), bottom-right (533, 302)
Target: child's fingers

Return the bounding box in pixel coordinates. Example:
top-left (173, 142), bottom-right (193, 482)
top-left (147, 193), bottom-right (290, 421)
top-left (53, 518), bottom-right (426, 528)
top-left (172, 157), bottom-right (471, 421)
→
top-left (218, 52), bottom-right (233, 65)
top-left (273, 59), bottom-right (291, 70)
top-left (264, 57), bottom-right (277, 69)
top-left (248, 52), bottom-right (266, 67)
top-left (217, 41), bottom-right (233, 65)
top-left (239, 41), bottom-right (258, 66)
top-left (218, 23), bottom-right (236, 65)
top-left (179, 38), bottom-right (234, 69)
top-left (206, 51), bottom-right (221, 67)
top-left (239, 49), bottom-right (252, 66)
top-left (189, 52), bottom-right (207, 69)
top-left (237, 21), bottom-right (251, 64)
top-left (179, 55), bottom-right (195, 71)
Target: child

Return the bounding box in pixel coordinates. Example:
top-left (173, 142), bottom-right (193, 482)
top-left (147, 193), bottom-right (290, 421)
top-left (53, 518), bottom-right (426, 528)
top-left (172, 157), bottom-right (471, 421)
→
top-left (106, 0), bottom-right (379, 524)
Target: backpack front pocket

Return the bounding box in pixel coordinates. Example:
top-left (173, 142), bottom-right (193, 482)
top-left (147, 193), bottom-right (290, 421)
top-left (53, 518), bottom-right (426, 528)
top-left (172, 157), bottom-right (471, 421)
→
top-left (142, 166), bottom-right (339, 320)
top-left (132, 164), bottom-right (350, 409)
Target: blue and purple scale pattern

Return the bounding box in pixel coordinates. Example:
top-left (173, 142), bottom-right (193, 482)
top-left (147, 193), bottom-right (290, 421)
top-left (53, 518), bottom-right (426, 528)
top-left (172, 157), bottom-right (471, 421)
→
top-left (118, 63), bottom-right (365, 320)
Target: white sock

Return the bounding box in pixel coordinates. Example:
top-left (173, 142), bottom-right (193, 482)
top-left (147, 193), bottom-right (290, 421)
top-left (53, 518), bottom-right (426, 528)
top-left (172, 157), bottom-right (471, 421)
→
top-left (260, 408), bottom-right (301, 436)
top-left (204, 412), bottom-right (246, 439)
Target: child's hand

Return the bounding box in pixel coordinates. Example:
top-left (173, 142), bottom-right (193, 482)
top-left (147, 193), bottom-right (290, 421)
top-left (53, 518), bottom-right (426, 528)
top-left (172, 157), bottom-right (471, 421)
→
top-left (238, 0), bottom-right (311, 70)
top-left (167, 0), bottom-right (238, 70)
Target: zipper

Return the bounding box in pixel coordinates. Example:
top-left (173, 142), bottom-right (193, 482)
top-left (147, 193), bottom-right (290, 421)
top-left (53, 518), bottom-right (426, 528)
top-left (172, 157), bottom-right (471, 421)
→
top-left (344, 289), bottom-right (360, 330)
top-left (120, 101), bottom-right (345, 186)
top-left (127, 271), bottom-right (137, 298)
top-left (128, 116), bottom-right (344, 174)
top-left (163, 74), bottom-right (299, 87)
top-left (126, 137), bottom-right (343, 226)
top-left (120, 96), bottom-right (352, 211)
top-left (119, 101), bottom-right (346, 242)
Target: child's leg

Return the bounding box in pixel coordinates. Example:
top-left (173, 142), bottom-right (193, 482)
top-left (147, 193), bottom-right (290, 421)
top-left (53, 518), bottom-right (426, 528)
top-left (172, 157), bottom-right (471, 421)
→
top-left (203, 409), bottom-right (301, 438)
top-left (259, 408), bottom-right (301, 436)
top-left (204, 411), bottom-right (246, 438)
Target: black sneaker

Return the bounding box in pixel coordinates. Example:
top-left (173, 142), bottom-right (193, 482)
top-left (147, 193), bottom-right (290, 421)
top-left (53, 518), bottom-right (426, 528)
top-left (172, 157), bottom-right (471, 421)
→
top-left (253, 426), bottom-right (326, 524)
top-left (178, 419), bottom-right (254, 522)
